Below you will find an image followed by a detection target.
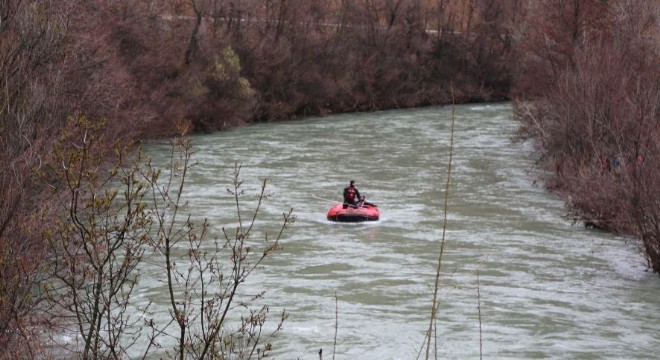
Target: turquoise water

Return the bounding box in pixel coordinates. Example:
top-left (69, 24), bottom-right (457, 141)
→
top-left (136, 103), bottom-right (659, 359)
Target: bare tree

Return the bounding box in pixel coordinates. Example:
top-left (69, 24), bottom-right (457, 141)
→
top-left (43, 114), bottom-right (152, 359)
top-left (185, 0), bottom-right (208, 64)
top-left (40, 116), bottom-right (295, 358)
top-left (513, 0), bottom-right (660, 270)
top-left (0, 1), bottom-right (70, 355)
top-left (142, 137), bottom-right (294, 359)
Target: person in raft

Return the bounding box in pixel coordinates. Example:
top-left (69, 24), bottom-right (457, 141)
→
top-left (356, 195), bottom-right (375, 208)
top-left (343, 180), bottom-right (361, 208)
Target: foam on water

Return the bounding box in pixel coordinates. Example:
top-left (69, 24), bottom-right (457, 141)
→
top-left (135, 103), bottom-right (660, 359)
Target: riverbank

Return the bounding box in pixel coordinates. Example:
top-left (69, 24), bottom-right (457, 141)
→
top-left (511, 1), bottom-right (659, 271)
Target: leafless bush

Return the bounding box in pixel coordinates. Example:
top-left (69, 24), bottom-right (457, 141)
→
top-left (40, 114), bottom-right (151, 359)
top-left (141, 139), bottom-right (294, 359)
top-left (0, 1), bottom-right (70, 354)
top-left (513, 0), bottom-right (660, 270)
top-left (39, 115), bottom-right (294, 358)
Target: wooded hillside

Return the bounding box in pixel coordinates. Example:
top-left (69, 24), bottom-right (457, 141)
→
top-left (0, 0), bottom-right (658, 357)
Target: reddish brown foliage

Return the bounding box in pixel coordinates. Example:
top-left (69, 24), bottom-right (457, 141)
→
top-left (511, 0), bottom-right (612, 98)
top-left (513, 0), bottom-right (660, 270)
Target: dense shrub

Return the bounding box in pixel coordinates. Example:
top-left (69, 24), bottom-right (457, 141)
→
top-left (513, 0), bottom-right (660, 270)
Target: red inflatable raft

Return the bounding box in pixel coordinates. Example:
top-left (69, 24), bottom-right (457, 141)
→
top-left (326, 203), bottom-right (380, 222)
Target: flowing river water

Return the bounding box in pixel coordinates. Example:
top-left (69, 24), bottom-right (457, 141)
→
top-left (140, 103), bottom-right (660, 359)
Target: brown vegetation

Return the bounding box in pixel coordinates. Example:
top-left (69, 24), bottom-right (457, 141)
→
top-left (2, 1), bottom-right (513, 351)
top-left (513, 0), bottom-right (660, 270)
top-left (5, 0), bottom-right (657, 357)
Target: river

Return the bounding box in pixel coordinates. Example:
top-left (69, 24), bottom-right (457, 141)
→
top-left (140, 103), bottom-right (660, 359)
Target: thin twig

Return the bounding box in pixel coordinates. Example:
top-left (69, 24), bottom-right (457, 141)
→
top-left (422, 83), bottom-right (456, 360)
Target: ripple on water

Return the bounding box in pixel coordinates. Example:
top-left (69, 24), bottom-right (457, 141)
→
top-left (137, 103), bottom-right (660, 360)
